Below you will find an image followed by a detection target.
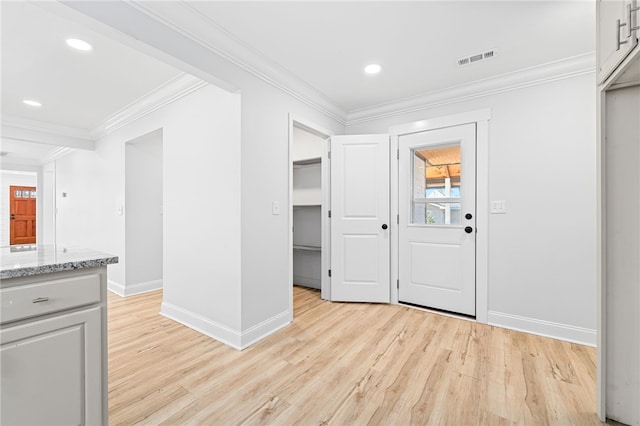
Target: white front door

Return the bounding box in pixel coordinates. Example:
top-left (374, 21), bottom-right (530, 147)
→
top-left (330, 134), bottom-right (390, 303)
top-left (398, 124), bottom-right (476, 316)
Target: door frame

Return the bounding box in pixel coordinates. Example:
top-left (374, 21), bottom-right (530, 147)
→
top-left (389, 109), bottom-right (491, 323)
top-left (287, 114), bottom-right (333, 321)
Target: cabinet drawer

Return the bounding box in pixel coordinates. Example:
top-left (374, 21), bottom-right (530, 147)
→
top-left (1, 274), bottom-right (101, 324)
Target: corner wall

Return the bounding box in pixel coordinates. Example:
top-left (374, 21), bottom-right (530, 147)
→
top-left (55, 84), bottom-right (243, 338)
top-left (347, 73), bottom-right (597, 345)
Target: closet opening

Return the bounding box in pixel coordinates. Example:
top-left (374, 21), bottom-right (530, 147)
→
top-left (289, 117), bottom-right (331, 319)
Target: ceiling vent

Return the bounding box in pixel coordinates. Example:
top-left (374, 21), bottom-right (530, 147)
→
top-left (457, 49), bottom-right (497, 66)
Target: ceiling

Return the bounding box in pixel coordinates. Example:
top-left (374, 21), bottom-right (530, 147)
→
top-left (189, 1), bottom-right (595, 112)
top-left (1, 1), bottom-right (594, 165)
top-left (0, 1), bottom-right (181, 131)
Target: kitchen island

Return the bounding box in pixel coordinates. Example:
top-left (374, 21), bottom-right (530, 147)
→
top-left (1, 245), bottom-right (117, 426)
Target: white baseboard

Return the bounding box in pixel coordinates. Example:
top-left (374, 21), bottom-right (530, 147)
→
top-left (160, 301), bottom-right (291, 351)
top-left (107, 280), bottom-right (126, 296)
top-left (108, 279), bottom-right (163, 297)
top-left (161, 301), bottom-right (243, 349)
top-left (240, 310), bottom-right (290, 349)
top-left (488, 311), bottom-right (596, 347)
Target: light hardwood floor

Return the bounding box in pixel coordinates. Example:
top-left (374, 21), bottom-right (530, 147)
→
top-left (107, 287), bottom-right (602, 425)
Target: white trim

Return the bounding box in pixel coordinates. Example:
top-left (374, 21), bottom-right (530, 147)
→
top-left (389, 109), bottom-right (490, 324)
top-left (239, 310), bottom-right (290, 349)
top-left (41, 147), bottom-right (73, 165)
top-left (388, 109), bottom-right (491, 137)
top-left (107, 280), bottom-right (126, 297)
top-left (348, 53), bottom-right (595, 125)
top-left (1, 118), bottom-right (95, 151)
top-left (128, 1), bottom-right (347, 125)
top-left (107, 279), bottom-right (163, 297)
top-left (1, 115), bottom-right (94, 140)
top-left (160, 301), bottom-right (289, 350)
top-left (92, 73), bottom-right (208, 139)
top-left (161, 301), bottom-right (243, 350)
top-left (488, 311), bottom-right (597, 347)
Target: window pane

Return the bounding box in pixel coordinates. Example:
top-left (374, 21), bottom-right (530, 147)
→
top-left (412, 202), bottom-right (461, 225)
top-left (14, 190), bottom-right (22, 198)
top-left (411, 143), bottom-right (461, 225)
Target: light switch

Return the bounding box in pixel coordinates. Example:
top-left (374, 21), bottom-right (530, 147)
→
top-left (272, 201), bottom-right (280, 215)
top-left (491, 200), bottom-right (507, 214)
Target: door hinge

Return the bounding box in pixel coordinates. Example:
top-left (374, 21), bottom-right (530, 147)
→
top-left (328, 151), bottom-right (331, 159)
top-left (397, 214), bottom-right (399, 224)
top-left (397, 279), bottom-right (399, 289)
top-left (328, 210), bottom-right (331, 218)
top-left (328, 269), bottom-right (332, 277)
top-left (397, 149), bottom-right (399, 160)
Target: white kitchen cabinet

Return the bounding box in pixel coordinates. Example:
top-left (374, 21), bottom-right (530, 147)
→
top-left (597, 1), bottom-right (640, 423)
top-left (0, 267), bottom-right (109, 426)
top-left (597, 0), bottom-right (639, 84)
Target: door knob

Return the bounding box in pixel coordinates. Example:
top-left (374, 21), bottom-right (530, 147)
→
top-left (464, 226), bottom-right (473, 234)
top-left (382, 224), bottom-right (388, 230)
top-left (465, 213), bottom-right (473, 220)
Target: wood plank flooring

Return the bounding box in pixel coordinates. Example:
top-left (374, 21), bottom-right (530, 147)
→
top-left (107, 286), bottom-right (602, 425)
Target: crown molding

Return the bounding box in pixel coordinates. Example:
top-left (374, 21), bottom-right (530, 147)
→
top-left (1, 116), bottom-right (95, 151)
top-left (126, 1), bottom-right (348, 125)
top-left (1, 115), bottom-right (93, 141)
top-left (91, 72), bottom-right (208, 139)
top-left (41, 146), bottom-right (73, 164)
top-left (346, 52), bottom-right (596, 126)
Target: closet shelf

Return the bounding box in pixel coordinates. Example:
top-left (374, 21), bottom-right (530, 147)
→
top-left (293, 157), bottom-right (321, 166)
top-left (293, 245), bottom-right (321, 252)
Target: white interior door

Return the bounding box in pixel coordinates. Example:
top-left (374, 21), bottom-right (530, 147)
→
top-left (330, 134), bottom-right (390, 303)
top-left (398, 124), bottom-right (476, 316)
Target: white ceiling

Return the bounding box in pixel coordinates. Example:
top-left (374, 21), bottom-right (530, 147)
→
top-left (189, 1), bottom-right (595, 112)
top-left (0, 1), bottom-right (182, 131)
top-left (0, 1), bottom-right (594, 165)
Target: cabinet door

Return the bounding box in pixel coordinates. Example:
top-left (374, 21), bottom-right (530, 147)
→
top-left (1, 307), bottom-right (103, 426)
top-left (598, 0), bottom-right (638, 84)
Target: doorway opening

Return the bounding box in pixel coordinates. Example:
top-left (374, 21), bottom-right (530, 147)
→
top-left (123, 128), bottom-right (163, 296)
top-left (289, 116), bottom-right (331, 319)
top-left (2, 170), bottom-right (38, 246)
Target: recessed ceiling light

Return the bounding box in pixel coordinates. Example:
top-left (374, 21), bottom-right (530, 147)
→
top-left (364, 64), bottom-right (382, 74)
top-left (22, 99), bottom-right (42, 107)
top-left (66, 38), bottom-right (93, 51)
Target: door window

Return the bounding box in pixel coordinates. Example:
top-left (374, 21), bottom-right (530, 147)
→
top-left (411, 143), bottom-right (461, 225)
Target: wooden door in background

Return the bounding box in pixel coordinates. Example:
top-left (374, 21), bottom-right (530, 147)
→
top-left (10, 186), bottom-right (37, 245)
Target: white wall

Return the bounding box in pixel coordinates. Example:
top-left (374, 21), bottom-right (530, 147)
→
top-left (0, 170), bottom-right (38, 246)
top-left (125, 129), bottom-right (163, 291)
top-left (41, 162), bottom-right (56, 245)
top-left (292, 126), bottom-right (325, 161)
top-left (347, 73), bottom-right (597, 344)
top-left (55, 84), bottom-right (243, 335)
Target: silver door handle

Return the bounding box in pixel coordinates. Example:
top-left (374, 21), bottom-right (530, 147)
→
top-left (628, 3), bottom-right (640, 37)
top-left (32, 297), bottom-right (50, 303)
top-left (617, 18), bottom-right (629, 51)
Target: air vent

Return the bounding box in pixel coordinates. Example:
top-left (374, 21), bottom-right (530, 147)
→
top-left (457, 49), bottom-right (497, 66)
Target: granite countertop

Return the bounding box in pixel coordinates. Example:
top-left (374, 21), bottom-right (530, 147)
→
top-left (0, 245), bottom-right (118, 279)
